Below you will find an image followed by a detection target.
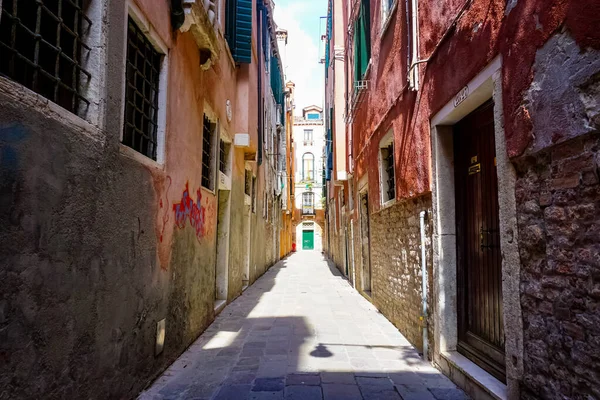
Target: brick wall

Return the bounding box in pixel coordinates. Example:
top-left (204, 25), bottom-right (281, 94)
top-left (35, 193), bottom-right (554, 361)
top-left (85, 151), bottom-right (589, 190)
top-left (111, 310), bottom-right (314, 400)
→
top-left (516, 132), bottom-right (600, 399)
top-left (369, 195), bottom-right (434, 355)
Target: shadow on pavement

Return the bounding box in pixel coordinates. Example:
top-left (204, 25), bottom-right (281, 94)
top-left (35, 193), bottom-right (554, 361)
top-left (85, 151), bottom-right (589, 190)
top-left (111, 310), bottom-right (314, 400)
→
top-left (138, 251), bottom-right (468, 400)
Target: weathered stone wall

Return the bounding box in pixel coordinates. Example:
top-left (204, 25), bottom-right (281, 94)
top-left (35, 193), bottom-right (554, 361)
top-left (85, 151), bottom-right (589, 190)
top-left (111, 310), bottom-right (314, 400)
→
top-left (516, 132), bottom-right (600, 399)
top-left (369, 195), bottom-right (434, 355)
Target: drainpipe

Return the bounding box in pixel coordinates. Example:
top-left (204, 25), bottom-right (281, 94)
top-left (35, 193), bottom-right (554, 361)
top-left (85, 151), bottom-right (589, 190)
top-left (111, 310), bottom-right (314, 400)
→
top-left (257, 4), bottom-right (263, 166)
top-left (409, 0), bottom-right (419, 90)
top-left (419, 210), bottom-right (428, 360)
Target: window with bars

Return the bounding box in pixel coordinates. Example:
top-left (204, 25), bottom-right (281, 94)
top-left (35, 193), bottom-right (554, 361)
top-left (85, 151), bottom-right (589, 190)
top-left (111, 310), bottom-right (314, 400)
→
top-left (219, 140), bottom-right (231, 175)
top-left (202, 115), bottom-right (216, 190)
top-left (251, 176), bottom-right (256, 213)
top-left (380, 139), bottom-right (395, 203)
top-left (0, 0), bottom-right (92, 114)
top-left (123, 17), bottom-right (161, 160)
top-left (244, 169), bottom-right (252, 196)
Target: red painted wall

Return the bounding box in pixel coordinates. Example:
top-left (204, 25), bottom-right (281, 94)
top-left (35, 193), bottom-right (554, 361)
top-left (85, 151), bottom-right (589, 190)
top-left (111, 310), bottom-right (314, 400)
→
top-left (350, 0), bottom-right (600, 212)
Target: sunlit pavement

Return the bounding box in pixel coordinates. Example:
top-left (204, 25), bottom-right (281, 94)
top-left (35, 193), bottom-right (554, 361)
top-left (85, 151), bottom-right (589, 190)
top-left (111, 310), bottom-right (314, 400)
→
top-left (139, 251), bottom-right (468, 400)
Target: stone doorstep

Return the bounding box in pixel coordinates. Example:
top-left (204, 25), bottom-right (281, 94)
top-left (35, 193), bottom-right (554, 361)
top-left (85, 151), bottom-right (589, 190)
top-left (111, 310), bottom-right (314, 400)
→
top-left (438, 351), bottom-right (506, 400)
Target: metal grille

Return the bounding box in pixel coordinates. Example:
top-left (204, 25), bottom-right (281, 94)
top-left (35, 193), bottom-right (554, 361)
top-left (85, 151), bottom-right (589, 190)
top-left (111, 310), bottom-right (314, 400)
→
top-left (385, 143), bottom-right (395, 200)
top-left (219, 140), bottom-right (227, 173)
top-left (0, 0), bottom-right (92, 113)
top-left (251, 176), bottom-right (256, 213)
top-left (201, 115), bottom-right (214, 189)
top-left (244, 169), bottom-right (251, 196)
top-left (123, 17), bottom-right (161, 160)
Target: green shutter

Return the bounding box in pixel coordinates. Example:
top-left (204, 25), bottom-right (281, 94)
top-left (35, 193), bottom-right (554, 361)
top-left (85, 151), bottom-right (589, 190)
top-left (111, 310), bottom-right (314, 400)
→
top-left (354, 0), bottom-right (371, 82)
top-left (234, 0), bottom-right (252, 63)
top-left (225, 0), bottom-right (252, 64)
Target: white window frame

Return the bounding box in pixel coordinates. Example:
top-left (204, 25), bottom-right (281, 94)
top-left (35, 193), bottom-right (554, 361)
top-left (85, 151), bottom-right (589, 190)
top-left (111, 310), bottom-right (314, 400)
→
top-left (378, 129), bottom-right (396, 206)
top-left (120, 2), bottom-right (169, 167)
top-left (381, 0), bottom-right (397, 32)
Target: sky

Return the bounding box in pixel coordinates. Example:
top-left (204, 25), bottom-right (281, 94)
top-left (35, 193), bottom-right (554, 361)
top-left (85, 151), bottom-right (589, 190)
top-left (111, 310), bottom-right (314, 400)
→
top-left (274, 0), bottom-right (328, 115)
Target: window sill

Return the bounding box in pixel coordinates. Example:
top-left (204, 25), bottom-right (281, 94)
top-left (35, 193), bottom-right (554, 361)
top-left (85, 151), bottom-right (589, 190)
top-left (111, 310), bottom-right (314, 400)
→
top-left (119, 144), bottom-right (165, 171)
top-left (201, 185), bottom-right (217, 197)
top-left (380, 198), bottom-right (396, 210)
top-left (439, 351), bottom-right (507, 400)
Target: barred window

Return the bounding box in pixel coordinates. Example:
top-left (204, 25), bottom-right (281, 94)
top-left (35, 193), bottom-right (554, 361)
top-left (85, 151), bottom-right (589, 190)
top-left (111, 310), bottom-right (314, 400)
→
top-left (0, 0), bottom-right (92, 114)
top-left (244, 169), bottom-right (252, 196)
top-left (251, 176), bottom-right (256, 213)
top-left (201, 115), bottom-right (216, 190)
top-left (122, 17), bottom-right (161, 160)
top-left (379, 134), bottom-right (395, 204)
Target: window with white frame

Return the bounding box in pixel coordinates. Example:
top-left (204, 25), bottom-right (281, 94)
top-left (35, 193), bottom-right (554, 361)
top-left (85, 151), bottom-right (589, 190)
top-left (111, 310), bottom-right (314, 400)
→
top-left (302, 152), bottom-right (315, 181)
top-left (379, 131), bottom-right (395, 204)
top-left (122, 9), bottom-right (168, 163)
top-left (382, 0), bottom-right (395, 27)
top-left (201, 115), bottom-right (217, 190)
top-left (302, 192), bottom-right (315, 215)
top-left (303, 129), bottom-right (313, 145)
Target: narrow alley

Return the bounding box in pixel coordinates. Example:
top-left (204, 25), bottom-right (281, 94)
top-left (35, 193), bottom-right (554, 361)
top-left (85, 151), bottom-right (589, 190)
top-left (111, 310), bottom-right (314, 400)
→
top-left (139, 251), bottom-right (465, 400)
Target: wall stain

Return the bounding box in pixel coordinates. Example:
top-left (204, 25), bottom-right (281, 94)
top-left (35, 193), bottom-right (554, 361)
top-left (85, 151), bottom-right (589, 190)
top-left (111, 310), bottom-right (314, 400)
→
top-left (158, 176), bottom-right (172, 243)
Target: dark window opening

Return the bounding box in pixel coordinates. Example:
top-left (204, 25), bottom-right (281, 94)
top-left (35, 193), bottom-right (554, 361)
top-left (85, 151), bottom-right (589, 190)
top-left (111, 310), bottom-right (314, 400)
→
top-left (251, 176), bottom-right (256, 213)
top-left (244, 169), bottom-right (252, 196)
top-left (0, 0), bottom-right (92, 113)
top-left (202, 115), bottom-right (216, 190)
top-left (123, 17), bottom-right (161, 160)
top-left (381, 143), bottom-right (395, 202)
top-left (220, 139), bottom-right (232, 175)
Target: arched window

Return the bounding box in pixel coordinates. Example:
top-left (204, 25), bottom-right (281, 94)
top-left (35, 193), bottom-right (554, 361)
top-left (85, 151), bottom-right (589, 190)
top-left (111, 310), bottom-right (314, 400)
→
top-left (302, 153), bottom-right (315, 181)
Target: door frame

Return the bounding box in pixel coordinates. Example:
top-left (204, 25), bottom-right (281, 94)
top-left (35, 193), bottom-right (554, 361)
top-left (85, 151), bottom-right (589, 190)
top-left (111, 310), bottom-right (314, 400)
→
top-left (358, 178), bottom-right (371, 295)
top-left (430, 56), bottom-right (523, 399)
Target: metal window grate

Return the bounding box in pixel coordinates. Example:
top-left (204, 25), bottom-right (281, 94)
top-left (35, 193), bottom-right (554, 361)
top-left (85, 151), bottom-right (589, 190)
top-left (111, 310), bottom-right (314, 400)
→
top-left (0, 0), bottom-right (92, 113)
top-left (219, 140), bottom-right (227, 174)
top-left (201, 115), bottom-right (215, 189)
top-left (244, 169), bottom-right (251, 196)
top-left (385, 143), bottom-right (395, 200)
top-left (123, 17), bottom-right (161, 160)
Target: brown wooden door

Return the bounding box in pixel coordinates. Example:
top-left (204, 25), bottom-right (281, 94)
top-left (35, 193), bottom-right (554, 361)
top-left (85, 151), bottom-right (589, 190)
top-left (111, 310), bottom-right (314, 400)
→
top-left (454, 101), bottom-right (505, 382)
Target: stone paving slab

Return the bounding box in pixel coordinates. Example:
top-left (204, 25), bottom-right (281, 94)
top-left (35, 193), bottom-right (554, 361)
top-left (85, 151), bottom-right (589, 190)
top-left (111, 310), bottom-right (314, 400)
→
top-left (138, 252), bottom-right (468, 400)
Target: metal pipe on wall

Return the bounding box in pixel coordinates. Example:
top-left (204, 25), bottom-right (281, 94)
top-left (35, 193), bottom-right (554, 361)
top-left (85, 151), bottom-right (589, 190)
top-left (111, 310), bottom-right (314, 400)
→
top-left (420, 210), bottom-right (428, 360)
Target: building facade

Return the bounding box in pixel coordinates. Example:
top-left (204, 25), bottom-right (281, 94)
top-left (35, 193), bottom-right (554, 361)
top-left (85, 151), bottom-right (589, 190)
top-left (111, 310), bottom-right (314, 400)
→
top-left (292, 105), bottom-right (326, 251)
top-left (0, 0), bottom-right (291, 398)
top-left (324, 0), bottom-right (600, 399)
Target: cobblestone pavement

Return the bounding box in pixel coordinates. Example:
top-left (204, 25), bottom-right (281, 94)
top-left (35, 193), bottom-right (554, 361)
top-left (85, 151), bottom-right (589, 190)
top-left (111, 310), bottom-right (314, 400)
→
top-left (139, 251), bottom-right (468, 400)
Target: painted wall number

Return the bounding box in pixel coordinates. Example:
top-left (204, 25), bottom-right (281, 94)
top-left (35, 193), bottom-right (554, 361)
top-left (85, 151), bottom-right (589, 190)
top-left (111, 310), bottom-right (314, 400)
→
top-left (454, 86), bottom-right (469, 107)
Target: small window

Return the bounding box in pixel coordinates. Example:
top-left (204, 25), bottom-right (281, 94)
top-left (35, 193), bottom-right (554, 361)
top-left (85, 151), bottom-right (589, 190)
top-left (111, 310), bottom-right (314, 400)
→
top-left (201, 115), bottom-right (217, 190)
top-left (219, 139), bottom-right (231, 175)
top-left (123, 17), bottom-right (162, 160)
top-left (251, 176), bottom-right (257, 213)
top-left (244, 169), bottom-right (252, 196)
top-left (302, 152), bottom-right (315, 181)
top-left (382, 0), bottom-right (395, 26)
top-left (0, 0), bottom-right (92, 114)
top-left (302, 192), bottom-right (315, 215)
top-left (304, 129), bottom-right (313, 145)
top-left (307, 113), bottom-right (320, 120)
top-left (379, 133), bottom-right (395, 204)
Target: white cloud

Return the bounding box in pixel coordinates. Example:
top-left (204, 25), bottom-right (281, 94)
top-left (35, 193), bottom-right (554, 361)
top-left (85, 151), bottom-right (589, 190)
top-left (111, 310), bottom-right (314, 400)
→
top-left (274, 1), bottom-right (325, 114)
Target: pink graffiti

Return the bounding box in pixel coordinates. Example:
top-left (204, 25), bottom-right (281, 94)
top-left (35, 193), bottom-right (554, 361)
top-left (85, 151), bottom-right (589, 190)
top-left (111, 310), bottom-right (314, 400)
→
top-left (172, 183), bottom-right (207, 241)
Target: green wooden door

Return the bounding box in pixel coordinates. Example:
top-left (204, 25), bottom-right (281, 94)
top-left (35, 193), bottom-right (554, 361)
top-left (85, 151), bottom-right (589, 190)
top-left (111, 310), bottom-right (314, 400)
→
top-left (302, 230), bottom-right (314, 250)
